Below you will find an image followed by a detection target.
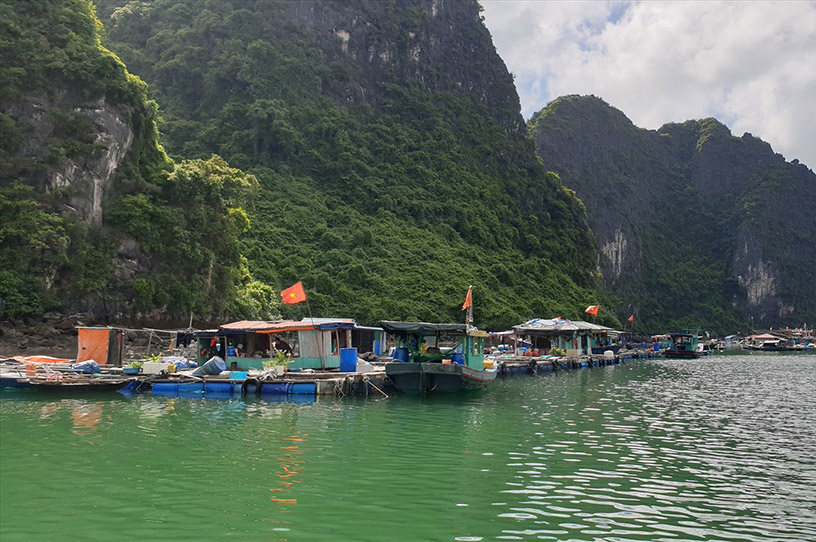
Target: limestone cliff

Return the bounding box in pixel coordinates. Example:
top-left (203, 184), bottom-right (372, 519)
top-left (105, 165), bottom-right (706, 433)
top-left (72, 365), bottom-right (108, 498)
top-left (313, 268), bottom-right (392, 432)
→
top-left (1, 0), bottom-right (259, 326)
top-left (529, 95), bottom-right (816, 331)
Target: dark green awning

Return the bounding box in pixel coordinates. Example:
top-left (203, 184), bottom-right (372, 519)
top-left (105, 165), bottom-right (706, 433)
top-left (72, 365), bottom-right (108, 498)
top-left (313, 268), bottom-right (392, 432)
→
top-left (379, 321), bottom-right (467, 335)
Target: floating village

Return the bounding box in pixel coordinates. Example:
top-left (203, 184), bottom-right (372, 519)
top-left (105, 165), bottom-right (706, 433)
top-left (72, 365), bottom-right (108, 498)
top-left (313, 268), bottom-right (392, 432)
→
top-left (2, 287), bottom-right (814, 399)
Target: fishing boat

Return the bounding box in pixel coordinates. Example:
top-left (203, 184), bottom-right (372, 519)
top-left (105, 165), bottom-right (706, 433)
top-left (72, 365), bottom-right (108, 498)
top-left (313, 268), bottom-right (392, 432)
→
top-left (744, 333), bottom-right (795, 351)
top-left (381, 321), bottom-right (496, 394)
top-left (0, 362), bottom-right (30, 388)
top-left (21, 364), bottom-right (132, 392)
top-left (663, 331), bottom-right (701, 359)
top-left (25, 375), bottom-right (133, 392)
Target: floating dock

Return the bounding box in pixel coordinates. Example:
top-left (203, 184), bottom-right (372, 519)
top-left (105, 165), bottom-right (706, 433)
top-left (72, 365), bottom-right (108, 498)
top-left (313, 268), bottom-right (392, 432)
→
top-left (3, 348), bottom-right (657, 397)
top-left (492, 348), bottom-right (658, 376)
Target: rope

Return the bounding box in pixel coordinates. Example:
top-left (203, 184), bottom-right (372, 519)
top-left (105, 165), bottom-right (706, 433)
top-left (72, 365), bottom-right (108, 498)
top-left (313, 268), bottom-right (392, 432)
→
top-left (363, 376), bottom-right (389, 398)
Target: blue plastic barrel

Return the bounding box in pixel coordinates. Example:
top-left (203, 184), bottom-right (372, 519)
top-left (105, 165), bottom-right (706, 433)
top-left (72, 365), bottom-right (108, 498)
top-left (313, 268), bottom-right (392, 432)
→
top-left (373, 340), bottom-right (381, 355)
top-left (451, 353), bottom-right (465, 365)
top-left (151, 382), bottom-right (178, 395)
top-left (289, 383), bottom-right (317, 395)
top-left (339, 348), bottom-right (358, 372)
top-left (205, 382), bottom-right (232, 394)
top-left (261, 383), bottom-right (289, 395)
top-left (192, 356), bottom-right (226, 376)
top-left (393, 347), bottom-right (409, 362)
top-left (177, 383), bottom-right (204, 394)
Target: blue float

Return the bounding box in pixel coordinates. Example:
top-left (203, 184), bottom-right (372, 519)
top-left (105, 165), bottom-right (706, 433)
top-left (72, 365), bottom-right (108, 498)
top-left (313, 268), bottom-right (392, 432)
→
top-left (261, 383), bottom-right (289, 395)
top-left (289, 383), bottom-right (317, 395)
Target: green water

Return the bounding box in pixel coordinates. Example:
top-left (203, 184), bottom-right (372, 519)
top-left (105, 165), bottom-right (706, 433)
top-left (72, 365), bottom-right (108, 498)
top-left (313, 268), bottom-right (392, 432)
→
top-left (2, 355), bottom-right (815, 541)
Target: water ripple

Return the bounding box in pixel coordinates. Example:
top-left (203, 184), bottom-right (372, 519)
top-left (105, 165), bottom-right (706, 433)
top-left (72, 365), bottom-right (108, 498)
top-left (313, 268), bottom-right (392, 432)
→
top-left (2, 355), bottom-right (815, 540)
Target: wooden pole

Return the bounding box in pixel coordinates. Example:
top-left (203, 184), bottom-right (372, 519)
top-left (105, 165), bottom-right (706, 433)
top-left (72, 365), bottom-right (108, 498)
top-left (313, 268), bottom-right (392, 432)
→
top-left (303, 289), bottom-right (325, 370)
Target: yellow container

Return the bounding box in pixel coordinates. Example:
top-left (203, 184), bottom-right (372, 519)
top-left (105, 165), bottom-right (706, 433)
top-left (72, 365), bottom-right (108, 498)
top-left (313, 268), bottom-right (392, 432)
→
top-left (483, 359), bottom-right (494, 370)
top-left (167, 364), bottom-right (177, 374)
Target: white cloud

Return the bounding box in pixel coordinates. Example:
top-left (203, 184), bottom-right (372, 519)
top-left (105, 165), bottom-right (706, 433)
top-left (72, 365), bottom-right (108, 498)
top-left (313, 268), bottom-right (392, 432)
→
top-left (481, 0), bottom-right (816, 169)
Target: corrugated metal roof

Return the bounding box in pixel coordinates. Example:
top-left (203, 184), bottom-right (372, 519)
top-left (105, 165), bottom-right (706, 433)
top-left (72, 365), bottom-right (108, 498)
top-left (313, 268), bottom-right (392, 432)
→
top-left (300, 317), bottom-right (356, 325)
top-left (219, 320), bottom-right (283, 331)
top-left (513, 318), bottom-right (613, 334)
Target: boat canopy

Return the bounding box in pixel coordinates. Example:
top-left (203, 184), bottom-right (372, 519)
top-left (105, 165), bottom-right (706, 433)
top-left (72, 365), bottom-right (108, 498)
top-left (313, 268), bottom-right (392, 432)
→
top-left (380, 321), bottom-right (468, 336)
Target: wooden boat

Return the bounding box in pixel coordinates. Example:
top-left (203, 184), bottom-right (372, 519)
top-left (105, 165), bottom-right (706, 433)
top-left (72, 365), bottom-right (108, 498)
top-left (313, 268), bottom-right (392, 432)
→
top-left (0, 365), bottom-right (30, 388)
top-left (381, 321), bottom-right (496, 394)
top-left (24, 366), bottom-right (133, 392)
top-left (25, 377), bottom-right (133, 392)
top-left (745, 334), bottom-right (796, 351)
top-left (663, 331), bottom-right (701, 359)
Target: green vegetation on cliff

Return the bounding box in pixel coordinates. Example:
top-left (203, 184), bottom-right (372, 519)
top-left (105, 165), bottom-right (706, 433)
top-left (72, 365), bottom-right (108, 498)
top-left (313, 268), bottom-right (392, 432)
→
top-left (529, 95), bottom-right (815, 332)
top-left (1, 0), bottom-right (271, 321)
top-left (88, 0), bottom-right (610, 328)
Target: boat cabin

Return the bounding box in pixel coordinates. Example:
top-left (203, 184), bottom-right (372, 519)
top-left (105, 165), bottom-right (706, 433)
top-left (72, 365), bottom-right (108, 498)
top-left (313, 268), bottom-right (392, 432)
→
top-left (379, 321), bottom-right (488, 370)
top-left (662, 330), bottom-right (700, 357)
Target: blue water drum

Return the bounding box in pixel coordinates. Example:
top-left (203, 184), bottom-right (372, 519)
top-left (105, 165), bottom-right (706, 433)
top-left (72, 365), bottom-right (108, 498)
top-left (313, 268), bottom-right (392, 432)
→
top-left (373, 340), bottom-right (381, 355)
top-left (339, 347), bottom-right (358, 372)
top-left (192, 357), bottom-right (226, 376)
top-left (261, 383), bottom-right (289, 395)
top-left (177, 382), bottom-right (204, 394)
top-left (205, 382), bottom-right (232, 394)
top-left (289, 383), bottom-right (317, 395)
top-left (151, 382), bottom-right (178, 395)
top-left (451, 353), bottom-right (465, 365)
top-left (393, 347), bottom-right (409, 362)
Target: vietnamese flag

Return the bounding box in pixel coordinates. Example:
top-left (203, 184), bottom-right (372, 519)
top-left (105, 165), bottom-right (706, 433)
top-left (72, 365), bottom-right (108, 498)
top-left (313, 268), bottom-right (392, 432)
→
top-left (584, 305), bottom-right (600, 316)
top-left (281, 281), bottom-right (307, 305)
top-left (462, 286), bottom-right (472, 311)
top-left (628, 314), bottom-right (634, 322)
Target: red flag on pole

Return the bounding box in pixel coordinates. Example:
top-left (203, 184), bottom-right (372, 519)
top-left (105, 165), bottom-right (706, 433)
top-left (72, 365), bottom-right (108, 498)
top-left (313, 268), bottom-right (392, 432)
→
top-left (280, 281), bottom-right (306, 305)
top-left (628, 314), bottom-right (634, 322)
top-left (584, 305), bottom-right (599, 316)
top-left (462, 286), bottom-right (472, 311)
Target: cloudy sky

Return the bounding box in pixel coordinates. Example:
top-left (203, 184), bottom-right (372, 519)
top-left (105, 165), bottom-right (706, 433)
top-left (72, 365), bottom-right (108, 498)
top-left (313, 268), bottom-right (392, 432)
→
top-left (480, 1), bottom-right (816, 169)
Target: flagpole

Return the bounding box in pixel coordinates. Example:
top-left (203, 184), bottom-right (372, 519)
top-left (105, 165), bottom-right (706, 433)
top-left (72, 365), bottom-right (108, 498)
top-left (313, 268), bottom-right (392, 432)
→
top-left (466, 285), bottom-right (473, 328)
top-left (302, 285), bottom-right (325, 370)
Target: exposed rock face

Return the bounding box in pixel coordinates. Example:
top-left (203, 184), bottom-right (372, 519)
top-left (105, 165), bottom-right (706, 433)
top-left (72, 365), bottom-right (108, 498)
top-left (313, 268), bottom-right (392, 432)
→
top-left (57, 102), bottom-right (133, 226)
top-left (529, 95), bottom-right (816, 329)
top-left (2, 95), bottom-right (133, 226)
top-left (240, 0), bottom-right (523, 134)
top-left (602, 228), bottom-right (628, 281)
top-left (732, 225), bottom-right (786, 323)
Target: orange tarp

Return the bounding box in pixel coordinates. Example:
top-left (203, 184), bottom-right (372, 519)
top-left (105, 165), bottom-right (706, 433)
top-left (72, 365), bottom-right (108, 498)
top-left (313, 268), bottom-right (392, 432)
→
top-left (13, 355), bottom-right (70, 364)
top-left (77, 328), bottom-right (110, 364)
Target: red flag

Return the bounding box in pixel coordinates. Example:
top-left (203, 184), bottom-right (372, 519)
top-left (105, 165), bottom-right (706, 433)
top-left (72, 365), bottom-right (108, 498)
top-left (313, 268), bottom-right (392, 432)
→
top-left (461, 286), bottom-right (472, 311)
top-left (280, 281), bottom-right (306, 305)
top-left (628, 314), bottom-right (634, 322)
top-left (584, 305), bottom-right (599, 316)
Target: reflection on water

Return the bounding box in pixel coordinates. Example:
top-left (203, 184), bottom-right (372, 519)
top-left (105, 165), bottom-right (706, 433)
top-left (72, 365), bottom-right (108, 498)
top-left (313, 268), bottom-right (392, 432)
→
top-left (1, 355), bottom-right (815, 541)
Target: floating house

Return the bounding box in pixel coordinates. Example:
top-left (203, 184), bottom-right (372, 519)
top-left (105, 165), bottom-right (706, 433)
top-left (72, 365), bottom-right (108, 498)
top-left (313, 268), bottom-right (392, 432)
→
top-left (195, 319), bottom-right (383, 371)
top-left (513, 318), bottom-right (615, 357)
